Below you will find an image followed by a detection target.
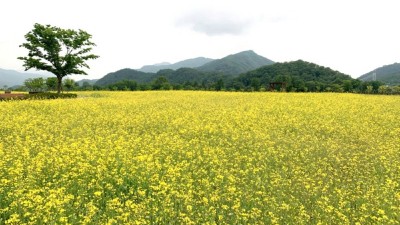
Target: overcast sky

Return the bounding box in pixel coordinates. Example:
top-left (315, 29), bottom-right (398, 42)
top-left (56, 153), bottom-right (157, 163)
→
top-left (1, 0), bottom-right (399, 79)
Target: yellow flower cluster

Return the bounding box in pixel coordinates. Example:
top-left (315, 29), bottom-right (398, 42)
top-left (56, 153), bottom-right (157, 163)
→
top-left (0, 91), bottom-right (399, 224)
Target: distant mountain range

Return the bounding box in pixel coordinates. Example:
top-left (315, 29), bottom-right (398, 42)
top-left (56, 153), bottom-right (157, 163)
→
top-left (137, 50), bottom-right (273, 75)
top-left (358, 63), bottom-right (400, 85)
top-left (3, 51), bottom-right (399, 90)
top-left (96, 50), bottom-right (274, 86)
top-left (138, 57), bottom-right (214, 73)
top-left (0, 68), bottom-right (99, 88)
top-left (0, 68), bottom-right (50, 87)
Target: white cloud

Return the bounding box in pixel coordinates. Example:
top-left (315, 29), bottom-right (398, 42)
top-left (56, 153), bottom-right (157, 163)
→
top-left (177, 9), bottom-right (254, 36)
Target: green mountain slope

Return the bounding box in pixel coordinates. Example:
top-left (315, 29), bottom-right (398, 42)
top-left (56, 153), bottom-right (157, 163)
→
top-left (358, 63), bottom-right (400, 85)
top-left (138, 57), bottom-right (214, 73)
top-left (237, 60), bottom-right (354, 91)
top-left (197, 50), bottom-right (274, 76)
top-left (95, 69), bottom-right (155, 86)
top-left (156, 68), bottom-right (227, 84)
top-left (76, 79), bottom-right (99, 86)
top-left (96, 67), bottom-right (225, 87)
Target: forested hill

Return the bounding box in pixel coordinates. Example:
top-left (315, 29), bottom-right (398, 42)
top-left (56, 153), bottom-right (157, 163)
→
top-left (358, 63), bottom-right (400, 85)
top-left (95, 69), bottom-right (155, 86)
top-left (95, 67), bottom-right (226, 88)
top-left (236, 60), bottom-right (355, 92)
top-left (156, 68), bottom-right (227, 85)
top-left (197, 50), bottom-right (274, 76)
top-left (138, 57), bottom-right (214, 73)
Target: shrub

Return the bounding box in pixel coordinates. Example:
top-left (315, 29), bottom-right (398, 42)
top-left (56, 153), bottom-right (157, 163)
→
top-left (25, 93), bottom-right (77, 100)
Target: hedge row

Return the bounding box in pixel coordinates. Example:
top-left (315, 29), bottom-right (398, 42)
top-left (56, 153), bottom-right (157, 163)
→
top-left (25, 93), bottom-right (78, 99)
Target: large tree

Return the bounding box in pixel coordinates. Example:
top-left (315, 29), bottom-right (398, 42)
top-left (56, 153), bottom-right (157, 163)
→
top-left (18, 23), bottom-right (99, 94)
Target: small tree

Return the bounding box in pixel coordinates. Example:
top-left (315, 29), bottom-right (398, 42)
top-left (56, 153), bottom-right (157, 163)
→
top-left (24, 77), bottom-right (45, 92)
top-left (366, 85), bottom-right (373, 94)
top-left (342, 80), bottom-right (353, 92)
top-left (215, 79), bottom-right (224, 91)
top-left (152, 76), bottom-right (171, 90)
top-left (18, 23), bottom-right (99, 94)
top-left (63, 78), bottom-right (76, 92)
top-left (393, 86), bottom-right (400, 95)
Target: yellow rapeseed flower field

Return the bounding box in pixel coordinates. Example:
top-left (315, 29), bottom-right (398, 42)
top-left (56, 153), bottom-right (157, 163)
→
top-left (0, 91), bottom-right (399, 224)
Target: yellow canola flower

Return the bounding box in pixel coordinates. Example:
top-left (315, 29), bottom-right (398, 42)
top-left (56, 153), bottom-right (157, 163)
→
top-left (0, 91), bottom-right (399, 224)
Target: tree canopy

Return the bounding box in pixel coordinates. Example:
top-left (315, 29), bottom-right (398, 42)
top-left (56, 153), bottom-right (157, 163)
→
top-left (24, 77), bottom-right (45, 92)
top-left (18, 23), bottom-right (99, 93)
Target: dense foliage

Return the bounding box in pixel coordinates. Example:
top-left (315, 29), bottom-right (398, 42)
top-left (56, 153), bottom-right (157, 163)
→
top-left (1, 91), bottom-right (399, 224)
top-left (24, 77), bottom-right (46, 92)
top-left (236, 60), bottom-right (356, 92)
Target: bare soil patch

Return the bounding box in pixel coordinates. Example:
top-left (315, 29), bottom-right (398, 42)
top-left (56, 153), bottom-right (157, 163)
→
top-left (0, 93), bottom-right (27, 100)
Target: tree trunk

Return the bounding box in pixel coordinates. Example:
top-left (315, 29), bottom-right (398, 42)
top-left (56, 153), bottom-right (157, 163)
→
top-left (57, 76), bottom-right (63, 94)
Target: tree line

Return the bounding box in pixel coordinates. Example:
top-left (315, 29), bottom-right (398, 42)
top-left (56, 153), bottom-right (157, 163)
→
top-left (102, 78), bottom-right (400, 94)
top-left (3, 75), bottom-right (396, 95)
